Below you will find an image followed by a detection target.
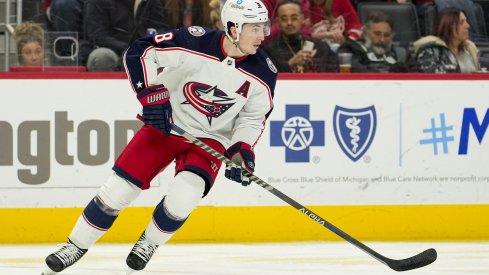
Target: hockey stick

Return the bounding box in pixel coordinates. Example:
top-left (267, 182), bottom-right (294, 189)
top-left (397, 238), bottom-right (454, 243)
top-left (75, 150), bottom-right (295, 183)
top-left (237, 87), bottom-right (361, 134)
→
top-left (171, 124), bottom-right (437, 272)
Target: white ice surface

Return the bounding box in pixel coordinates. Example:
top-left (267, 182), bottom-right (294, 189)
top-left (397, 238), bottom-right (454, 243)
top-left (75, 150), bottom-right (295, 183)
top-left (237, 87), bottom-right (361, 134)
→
top-left (0, 242), bottom-right (488, 274)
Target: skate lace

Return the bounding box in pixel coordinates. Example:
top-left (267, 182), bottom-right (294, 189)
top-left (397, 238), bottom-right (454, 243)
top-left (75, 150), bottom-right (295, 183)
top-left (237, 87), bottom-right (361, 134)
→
top-left (131, 234), bottom-right (158, 262)
top-left (55, 243), bottom-right (85, 266)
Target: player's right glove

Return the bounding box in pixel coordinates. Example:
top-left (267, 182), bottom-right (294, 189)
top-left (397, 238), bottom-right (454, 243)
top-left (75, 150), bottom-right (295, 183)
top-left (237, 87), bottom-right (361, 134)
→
top-left (224, 142), bottom-right (255, 186)
top-left (137, 84), bottom-right (172, 136)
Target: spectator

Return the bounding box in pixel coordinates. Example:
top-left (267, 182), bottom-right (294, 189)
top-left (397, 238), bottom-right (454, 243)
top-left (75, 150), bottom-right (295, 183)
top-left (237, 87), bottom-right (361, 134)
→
top-left (14, 22), bottom-right (46, 66)
top-left (45, 0), bottom-right (83, 35)
top-left (309, 0), bottom-right (362, 51)
top-left (413, 8), bottom-right (480, 73)
top-left (406, 0), bottom-right (482, 40)
top-left (261, 0), bottom-right (312, 45)
top-left (338, 11), bottom-right (407, 72)
top-left (433, 0), bottom-right (481, 41)
top-left (45, 0), bottom-right (84, 62)
top-left (82, 0), bottom-right (169, 71)
top-left (209, 0), bottom-right (224, 30)
top-left (265, 0), bottom-right (338, 72)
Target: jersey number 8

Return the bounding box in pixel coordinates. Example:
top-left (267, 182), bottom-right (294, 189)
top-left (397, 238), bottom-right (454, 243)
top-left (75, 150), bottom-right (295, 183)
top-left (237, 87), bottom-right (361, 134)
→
top-left (154, 33), bottom-right (174, 44)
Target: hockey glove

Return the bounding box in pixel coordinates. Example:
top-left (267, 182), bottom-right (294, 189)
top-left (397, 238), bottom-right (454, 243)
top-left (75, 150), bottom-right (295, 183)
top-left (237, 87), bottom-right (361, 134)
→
top-left (137, 84), bottom-right (172, 136)
top-left (224, 142), bottom-right (255, 186)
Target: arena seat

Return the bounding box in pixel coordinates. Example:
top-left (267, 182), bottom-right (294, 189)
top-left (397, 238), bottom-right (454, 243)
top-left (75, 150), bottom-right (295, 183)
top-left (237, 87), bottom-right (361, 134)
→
top-left (357, 2), bottom-right (421, 45)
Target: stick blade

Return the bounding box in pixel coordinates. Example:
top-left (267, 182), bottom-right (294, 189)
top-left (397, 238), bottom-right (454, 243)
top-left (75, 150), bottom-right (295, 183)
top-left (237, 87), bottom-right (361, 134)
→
top-left (387, 248), bottom-right (437, 272)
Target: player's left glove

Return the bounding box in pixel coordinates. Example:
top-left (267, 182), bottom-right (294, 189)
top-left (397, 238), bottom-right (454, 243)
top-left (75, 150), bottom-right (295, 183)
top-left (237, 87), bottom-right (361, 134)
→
top-left (224, 142), bottom-right (255, 186)
top-left (137, 84), bottom-right (172, 136)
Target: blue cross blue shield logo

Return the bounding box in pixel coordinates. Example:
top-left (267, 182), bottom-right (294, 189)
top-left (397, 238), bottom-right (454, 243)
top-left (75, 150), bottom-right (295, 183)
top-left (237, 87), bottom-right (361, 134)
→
top-left (270, 105), bottom-right (325, 162)
top-left (333, 106), bottom-right (377, 162)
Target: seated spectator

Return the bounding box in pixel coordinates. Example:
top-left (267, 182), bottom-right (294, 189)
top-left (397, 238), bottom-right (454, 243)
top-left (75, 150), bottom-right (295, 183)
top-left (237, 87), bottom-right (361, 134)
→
top-left (413, 8), bottom-right (480, 73)
top-left (338, 11), bottom-right (407, 72)
top-left (45, 0), bottom-right (83, 37)
top-left (209, 0), bottom-right (224, 30)
top-left (261, 0), bottom-right (312, 45)
top-left (14, 22), bottom-right (46, 66)
top-left (82, 0), bottom-right (169, 71)
top-left (406, 0), bottom-right (483, 40)
top-left (44, 0), bottom-right (84, 61)
top-left (433, 0), bottom-right (481, 41)
top-left (309, 0), bottom-right (362, 51)
top-left (265, 0), bottom-right (338, 72)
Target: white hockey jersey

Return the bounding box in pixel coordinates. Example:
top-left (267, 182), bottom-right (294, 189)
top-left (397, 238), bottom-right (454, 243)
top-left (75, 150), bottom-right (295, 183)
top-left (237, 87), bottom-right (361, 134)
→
top-left (124, 26), bottom-right (277, 149)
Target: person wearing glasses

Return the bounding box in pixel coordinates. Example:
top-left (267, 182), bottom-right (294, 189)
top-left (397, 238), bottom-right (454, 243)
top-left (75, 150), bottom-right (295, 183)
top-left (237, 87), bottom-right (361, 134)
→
top-left (265, 0), bottom-right (339, 73)
top-left (337, 11), bottom-right (407, 72)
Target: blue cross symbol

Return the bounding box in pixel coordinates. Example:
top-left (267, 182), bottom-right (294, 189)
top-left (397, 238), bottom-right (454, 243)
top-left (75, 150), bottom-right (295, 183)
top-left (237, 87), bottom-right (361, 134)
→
top-left (270, 105), bottom-right (325, 162)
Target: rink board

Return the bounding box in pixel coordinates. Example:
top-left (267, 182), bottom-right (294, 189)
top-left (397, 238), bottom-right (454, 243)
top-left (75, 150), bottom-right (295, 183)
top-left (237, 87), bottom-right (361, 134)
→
top-left (2, 204), bottom-right (489, 244)
top-left (1, 73), bottom-right (489, 243)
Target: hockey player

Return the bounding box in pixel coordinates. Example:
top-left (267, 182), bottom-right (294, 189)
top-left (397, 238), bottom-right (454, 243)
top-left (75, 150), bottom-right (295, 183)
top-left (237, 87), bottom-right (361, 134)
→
top-left (42, 0), bottom-right (277, 274)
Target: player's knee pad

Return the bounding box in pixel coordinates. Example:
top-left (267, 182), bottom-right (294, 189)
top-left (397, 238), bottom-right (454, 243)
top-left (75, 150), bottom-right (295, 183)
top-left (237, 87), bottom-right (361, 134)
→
top-left (164, 171), bottom-right (205, 220)
top-left (96, 173), bottom-right (141, 214)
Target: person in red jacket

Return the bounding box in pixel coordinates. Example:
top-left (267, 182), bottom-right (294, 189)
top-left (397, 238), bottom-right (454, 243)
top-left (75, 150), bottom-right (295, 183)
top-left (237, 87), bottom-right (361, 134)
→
top-left (309, 0), bottom-right (362, 50)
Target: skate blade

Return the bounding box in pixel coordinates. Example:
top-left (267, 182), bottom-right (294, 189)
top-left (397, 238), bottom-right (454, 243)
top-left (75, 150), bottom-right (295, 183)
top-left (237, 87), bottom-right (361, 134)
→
top-left (41, 267), bottom-right (57, 275)
top-left (126, 267), bottom-right (137, 275)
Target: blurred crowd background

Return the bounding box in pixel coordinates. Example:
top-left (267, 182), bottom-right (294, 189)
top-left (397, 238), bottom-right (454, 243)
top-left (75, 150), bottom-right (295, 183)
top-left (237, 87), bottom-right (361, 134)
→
top-left (1, 0), bottom-right (489, 73)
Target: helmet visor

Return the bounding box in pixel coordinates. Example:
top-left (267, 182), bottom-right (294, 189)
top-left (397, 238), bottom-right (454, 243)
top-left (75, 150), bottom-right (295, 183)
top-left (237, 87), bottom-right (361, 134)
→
top-left (241, 21), bottom-right (271, 37)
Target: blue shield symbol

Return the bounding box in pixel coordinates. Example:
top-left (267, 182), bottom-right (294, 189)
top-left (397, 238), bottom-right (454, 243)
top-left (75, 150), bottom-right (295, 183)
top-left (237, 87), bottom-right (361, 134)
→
top-left (333, 106), bottom-right (377, 162)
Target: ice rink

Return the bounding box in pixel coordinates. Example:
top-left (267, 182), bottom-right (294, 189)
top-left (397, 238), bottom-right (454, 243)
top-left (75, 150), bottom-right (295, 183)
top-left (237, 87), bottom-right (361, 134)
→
top-left (0, 241), bottom-right (488, 274)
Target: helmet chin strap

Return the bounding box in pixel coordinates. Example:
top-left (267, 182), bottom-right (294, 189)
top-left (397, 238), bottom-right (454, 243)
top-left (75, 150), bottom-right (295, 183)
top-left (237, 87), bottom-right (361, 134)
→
top-left (231, 39), bottom-right (247, 56)
top-left (225, 25), bottom-right (248, 57)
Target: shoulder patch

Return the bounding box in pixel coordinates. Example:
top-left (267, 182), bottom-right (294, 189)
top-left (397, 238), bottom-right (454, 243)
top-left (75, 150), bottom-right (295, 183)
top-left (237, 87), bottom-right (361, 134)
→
top-left (266, 57), bottom-right (278, 73)
top-left (188, 26), bottom-right (206, 37)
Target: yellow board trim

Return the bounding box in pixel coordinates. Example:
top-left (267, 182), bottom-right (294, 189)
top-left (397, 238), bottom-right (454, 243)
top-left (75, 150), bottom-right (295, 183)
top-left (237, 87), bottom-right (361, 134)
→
top-left (2, 204), bottom-right (488, 244)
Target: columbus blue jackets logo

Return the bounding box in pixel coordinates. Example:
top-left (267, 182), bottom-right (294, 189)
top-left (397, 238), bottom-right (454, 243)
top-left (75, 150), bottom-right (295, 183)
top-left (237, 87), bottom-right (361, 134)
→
top-left (266, 57), bottom-right (277, 73)
top-left (182, 82), bottom-right (235, 125)
top-left (188, 26), bottom-right (206, 36)
top-left (333, 106), bottom-right (377, 162)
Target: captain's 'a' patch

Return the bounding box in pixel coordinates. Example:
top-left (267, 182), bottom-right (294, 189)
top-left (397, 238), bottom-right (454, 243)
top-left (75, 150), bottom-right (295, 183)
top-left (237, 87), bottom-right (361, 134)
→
top-left (188, 26), bottom-right (206, 37)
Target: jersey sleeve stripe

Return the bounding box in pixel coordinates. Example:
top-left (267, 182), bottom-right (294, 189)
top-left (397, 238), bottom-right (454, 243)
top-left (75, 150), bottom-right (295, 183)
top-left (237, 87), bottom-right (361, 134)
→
top-left (124, 45), bottom-right (155, 93)
top-left (235, 68), bottom-right (274, 149)
top-left (140, 46), bottom-right (155, 89)
top-left (122, 50), bottom-right (136, 93)
top-left (251, 122), bottom-right (267, 149)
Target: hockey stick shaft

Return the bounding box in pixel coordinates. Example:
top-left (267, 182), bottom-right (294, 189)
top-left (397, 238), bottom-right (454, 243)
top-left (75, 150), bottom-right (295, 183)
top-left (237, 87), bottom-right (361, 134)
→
top-left (171, 124), bottom-right (436, 271)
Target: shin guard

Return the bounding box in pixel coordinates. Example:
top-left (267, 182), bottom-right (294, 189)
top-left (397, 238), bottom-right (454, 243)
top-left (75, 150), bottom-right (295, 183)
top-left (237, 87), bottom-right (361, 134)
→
top-left (145, 171), bottom-right (205, 245)
top-left (70, 174), bottom-right (141, 249)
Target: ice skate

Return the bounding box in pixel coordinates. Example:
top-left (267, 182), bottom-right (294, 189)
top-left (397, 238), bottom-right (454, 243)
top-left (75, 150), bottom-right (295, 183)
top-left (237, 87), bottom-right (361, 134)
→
top-left (126, 232), bottom-right (159, 273)
top-left (42, 240), bottom-right (87, 274)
